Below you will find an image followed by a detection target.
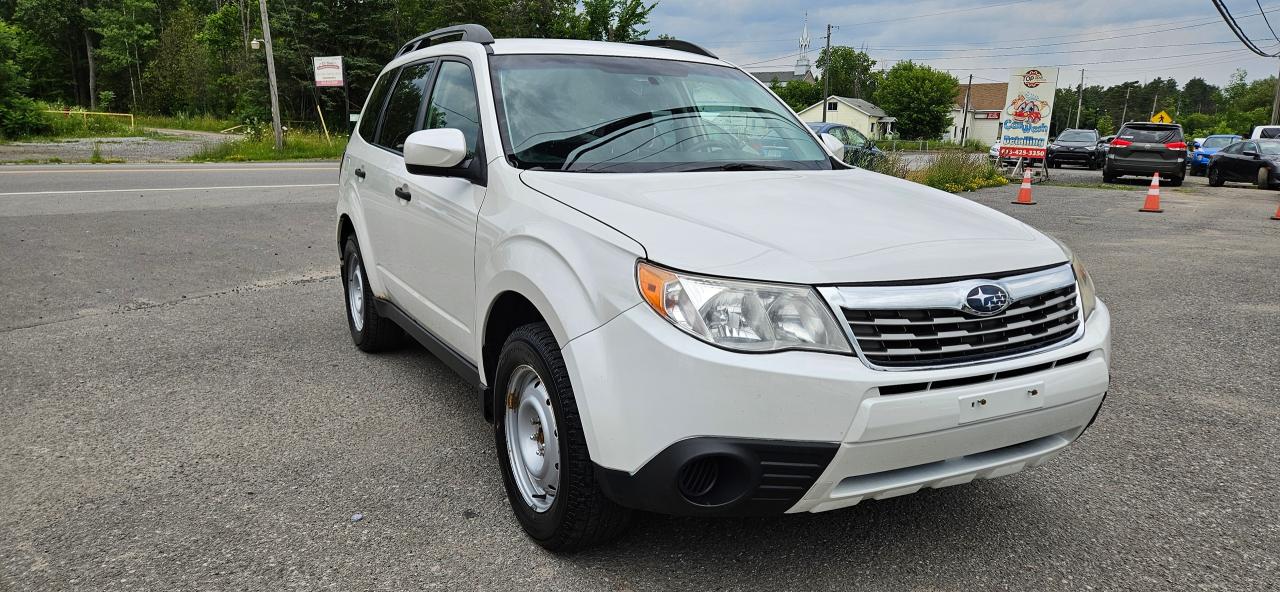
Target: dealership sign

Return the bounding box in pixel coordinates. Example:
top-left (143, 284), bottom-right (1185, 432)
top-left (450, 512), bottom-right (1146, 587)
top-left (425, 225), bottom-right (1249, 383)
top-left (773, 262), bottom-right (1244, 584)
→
top-left (998, 67), bottom-right (1059, 160)
top-left (313, 56), bottom-right (344, 87)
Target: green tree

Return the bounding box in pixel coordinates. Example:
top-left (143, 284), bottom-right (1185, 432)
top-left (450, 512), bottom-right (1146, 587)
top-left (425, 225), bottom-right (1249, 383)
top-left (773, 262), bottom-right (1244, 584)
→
top-left (574, 0), bottom-right (657, 41)
top-left (873, 61), bottom-right (958, 140)
top-left (83, 0), bottom-right (158, 109)
top-left (771, 78), bottom-right (822, 113)
top-left (142, 2), bottom-right (205, 114)
top-left (0, 19), bottom-right (51, 137)
top-left (815, 46), bottom-right (876, 99)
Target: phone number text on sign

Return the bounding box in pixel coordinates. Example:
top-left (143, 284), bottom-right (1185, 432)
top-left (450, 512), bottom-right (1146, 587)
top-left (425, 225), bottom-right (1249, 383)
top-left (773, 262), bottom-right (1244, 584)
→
top-left (1000, 146), bottom-right (1046, 159)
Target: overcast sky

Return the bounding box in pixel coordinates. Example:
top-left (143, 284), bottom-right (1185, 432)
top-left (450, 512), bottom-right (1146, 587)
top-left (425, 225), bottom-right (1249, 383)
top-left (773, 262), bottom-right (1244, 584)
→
top-left (647, 0), bottom-right (1280, 88)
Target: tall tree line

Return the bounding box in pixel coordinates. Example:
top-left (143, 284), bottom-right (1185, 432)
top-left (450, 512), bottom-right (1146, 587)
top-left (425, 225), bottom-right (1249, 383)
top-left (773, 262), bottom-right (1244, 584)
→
top-left (0, 0), bottom-right (656, 129)
top-left (1051, 70), bottom-right (1275, 138)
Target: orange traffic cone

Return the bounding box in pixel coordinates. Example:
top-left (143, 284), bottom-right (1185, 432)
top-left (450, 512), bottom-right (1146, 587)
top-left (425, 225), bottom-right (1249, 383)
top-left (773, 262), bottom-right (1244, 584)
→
top-left (1011, 167), bottom-right (1035, 205)
top-left (1271, 202), bottom-right (1280, 220)
top-left (1140, 172), bottom-right (1164, 213)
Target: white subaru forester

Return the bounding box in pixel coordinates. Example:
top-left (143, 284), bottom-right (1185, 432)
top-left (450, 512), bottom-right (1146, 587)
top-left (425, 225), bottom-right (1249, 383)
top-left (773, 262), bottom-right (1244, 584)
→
top-left (337, 25), bottom-right (1111, 551)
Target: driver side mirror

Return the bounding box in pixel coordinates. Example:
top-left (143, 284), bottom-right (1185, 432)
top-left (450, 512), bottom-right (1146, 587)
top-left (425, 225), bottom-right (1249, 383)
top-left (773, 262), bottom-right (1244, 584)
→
top-left (820, 133), bottom-right (846, 161)
top-left (404, 128), bottom-right (468, 169)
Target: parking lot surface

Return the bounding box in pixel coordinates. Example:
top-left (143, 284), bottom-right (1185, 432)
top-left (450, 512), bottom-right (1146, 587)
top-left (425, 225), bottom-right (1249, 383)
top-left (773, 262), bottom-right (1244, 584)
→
top-left (1, 163), bottom-right (1277, 591)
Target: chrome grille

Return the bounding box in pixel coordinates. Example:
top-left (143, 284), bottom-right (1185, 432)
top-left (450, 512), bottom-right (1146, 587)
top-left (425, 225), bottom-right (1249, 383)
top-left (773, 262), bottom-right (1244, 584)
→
top-left (819, 264), bottom-right (1082, 370)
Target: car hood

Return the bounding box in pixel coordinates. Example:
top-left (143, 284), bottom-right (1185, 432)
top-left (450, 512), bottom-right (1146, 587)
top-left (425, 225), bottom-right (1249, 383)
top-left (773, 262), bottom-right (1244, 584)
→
top-left (1053, 140), bottom-right (1097, 148)
top-left (520, 168), bottom-right (1068, 284)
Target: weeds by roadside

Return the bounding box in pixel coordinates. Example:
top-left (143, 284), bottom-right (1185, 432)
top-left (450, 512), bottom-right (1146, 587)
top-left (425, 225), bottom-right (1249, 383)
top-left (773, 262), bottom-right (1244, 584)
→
top-left (186, 132), bottom-right (346, 161)
top-left (866, 151), bottom-right (1007, 193)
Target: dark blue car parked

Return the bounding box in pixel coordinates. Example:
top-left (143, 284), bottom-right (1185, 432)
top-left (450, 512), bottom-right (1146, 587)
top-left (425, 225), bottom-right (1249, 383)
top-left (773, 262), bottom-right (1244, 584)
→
top-left (807, 122), bottom-right (884, 167)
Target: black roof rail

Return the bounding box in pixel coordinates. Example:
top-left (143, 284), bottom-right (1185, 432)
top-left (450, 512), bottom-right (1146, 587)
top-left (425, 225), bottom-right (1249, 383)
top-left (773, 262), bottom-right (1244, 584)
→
top-left (628, 39), bottom-right (718, 59)
top-left (396, 24), bottom-right (495, 58)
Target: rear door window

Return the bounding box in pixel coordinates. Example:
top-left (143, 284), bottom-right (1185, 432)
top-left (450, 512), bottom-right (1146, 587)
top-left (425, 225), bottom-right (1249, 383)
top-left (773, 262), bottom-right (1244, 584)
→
top-left (1117, 125), bottom-right (1183, 144)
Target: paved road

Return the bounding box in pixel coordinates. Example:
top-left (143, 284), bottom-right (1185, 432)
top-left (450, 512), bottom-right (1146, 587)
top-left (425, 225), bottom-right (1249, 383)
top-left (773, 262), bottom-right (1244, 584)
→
top-left (1, 163), bottom-right (1278, 591)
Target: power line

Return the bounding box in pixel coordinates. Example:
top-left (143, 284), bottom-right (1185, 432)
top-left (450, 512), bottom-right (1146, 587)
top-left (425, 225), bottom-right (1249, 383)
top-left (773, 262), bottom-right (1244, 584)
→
top-left (832, 0), bottom-right (1034, 28)
top-left (1258, 0), bottom-right (1280, 43)
top-left (1213, 0), bottom-right (1280, 56)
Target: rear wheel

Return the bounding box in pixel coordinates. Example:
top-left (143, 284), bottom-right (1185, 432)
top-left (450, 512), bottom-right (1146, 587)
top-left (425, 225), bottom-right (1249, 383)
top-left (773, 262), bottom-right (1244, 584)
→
top-left (493, 323), bottom-right (632, 552)
top-left (1102, 169), bottom-right (1117, 183)
top-left (1166, 175), bottom-right (1183, 187)
top-left (1208, 166), bottom-right (1225, 187)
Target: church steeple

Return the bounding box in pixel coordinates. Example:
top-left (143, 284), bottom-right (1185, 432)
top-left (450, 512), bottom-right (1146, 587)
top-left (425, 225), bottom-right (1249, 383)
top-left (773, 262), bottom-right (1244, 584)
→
top-left (794, 14), bottom-right (812, 76)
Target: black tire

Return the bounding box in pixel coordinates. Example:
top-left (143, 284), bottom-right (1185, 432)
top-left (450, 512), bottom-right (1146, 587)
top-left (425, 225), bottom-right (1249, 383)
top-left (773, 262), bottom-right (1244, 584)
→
top-left (342, 236), bottom-right (402, 352)
top-left (1166, 175), bottom-right (1183, 187)
top-left (1188, 163), bottom-right (1202, 176)
top-left (1208, 166), bottom-right (1225, 187)
top-left (1257, 167), bottom-right (1271, 189)
top-left (1102, 169), bottom-right (1117, 183)
top-left (1088, 159), bottom-right (1099, 171)
top-left (493, 323), bottom-right (632, 552)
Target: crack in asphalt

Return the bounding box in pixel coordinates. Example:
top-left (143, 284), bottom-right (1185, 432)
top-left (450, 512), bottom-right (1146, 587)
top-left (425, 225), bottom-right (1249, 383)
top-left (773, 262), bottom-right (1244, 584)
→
top-left (1, 271), bottom-right (339, 333)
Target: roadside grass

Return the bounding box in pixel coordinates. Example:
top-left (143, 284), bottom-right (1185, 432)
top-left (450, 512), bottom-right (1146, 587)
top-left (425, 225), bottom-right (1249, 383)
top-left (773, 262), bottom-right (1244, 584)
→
top-left (135, 113), bottom-right (239, 133)
top-left (186, 132), bottom-right (346, 161)
top-left (879, 138), bottom-right (990, 153)
top-left (868, 151), bottom-right (1008, 193)
top-left (3, 109), bottom-right (150, 142)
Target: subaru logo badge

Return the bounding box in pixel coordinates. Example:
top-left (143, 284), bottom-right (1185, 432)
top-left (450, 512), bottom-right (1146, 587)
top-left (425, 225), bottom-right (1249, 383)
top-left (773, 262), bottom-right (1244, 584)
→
top-left (963, 284), bottom-right (1010, 316)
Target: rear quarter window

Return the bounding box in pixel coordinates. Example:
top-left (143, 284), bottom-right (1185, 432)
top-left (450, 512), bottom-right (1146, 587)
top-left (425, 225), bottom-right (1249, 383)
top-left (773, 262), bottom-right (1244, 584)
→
top-left (1117, 125), bottom-right (1183, 143)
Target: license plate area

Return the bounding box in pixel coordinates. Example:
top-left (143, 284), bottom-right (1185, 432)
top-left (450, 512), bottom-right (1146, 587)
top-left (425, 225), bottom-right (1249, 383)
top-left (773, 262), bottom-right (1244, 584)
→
top-left (958, 381), bottom-right (1045, 424)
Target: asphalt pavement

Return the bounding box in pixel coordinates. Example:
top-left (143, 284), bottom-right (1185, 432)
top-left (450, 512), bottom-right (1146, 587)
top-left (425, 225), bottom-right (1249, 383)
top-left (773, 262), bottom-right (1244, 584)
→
top-left (1, 162), bottom-right (1277, 591)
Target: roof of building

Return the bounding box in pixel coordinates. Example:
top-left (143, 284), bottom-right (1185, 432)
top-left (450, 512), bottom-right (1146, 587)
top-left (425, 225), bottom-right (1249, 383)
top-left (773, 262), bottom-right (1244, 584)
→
top-left (800, 95), bottom-right (887, 118)
top-left (954, 82), bottom-right (1008, 111)
top-left (748, 69), bottom-right (814, 84)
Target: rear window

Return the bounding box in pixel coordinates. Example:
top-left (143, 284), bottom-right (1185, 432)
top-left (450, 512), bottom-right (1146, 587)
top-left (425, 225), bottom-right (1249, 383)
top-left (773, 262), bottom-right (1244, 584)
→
top-left (1117, 125), bottom-right (1183, 144)
top-left (1258, 127), bottom-right (1280, 139)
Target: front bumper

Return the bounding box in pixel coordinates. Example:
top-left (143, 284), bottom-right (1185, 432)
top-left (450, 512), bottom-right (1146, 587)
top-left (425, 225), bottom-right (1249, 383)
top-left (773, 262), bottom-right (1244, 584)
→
top-left (563, 299), bottom-right (1111, 515)
top-left (1048, 150), bottom-right (1096, 163)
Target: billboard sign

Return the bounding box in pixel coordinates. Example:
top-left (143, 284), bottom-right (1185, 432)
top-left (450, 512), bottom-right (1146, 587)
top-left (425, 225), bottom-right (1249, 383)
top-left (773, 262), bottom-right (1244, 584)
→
top-left (998, 67), bottom-right (1058, 160)
top-left (313, 56), bottom-right (344, 87)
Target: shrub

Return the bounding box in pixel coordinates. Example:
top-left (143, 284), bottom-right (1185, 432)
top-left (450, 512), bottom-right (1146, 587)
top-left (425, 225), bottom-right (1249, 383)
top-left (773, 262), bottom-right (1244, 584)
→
top-left (0, 96), bottom-right (52, 139)
top-left (868, 150), bottom-right (1007, 193)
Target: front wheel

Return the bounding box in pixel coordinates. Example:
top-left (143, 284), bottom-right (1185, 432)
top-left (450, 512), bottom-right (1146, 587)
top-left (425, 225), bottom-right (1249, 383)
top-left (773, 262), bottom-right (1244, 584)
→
top-left (1257, 167), bottom-right (1273, 189)
top-left (1208, 166), bottom-right (1225, 187)
top-left (342, 236), bottom-right (402, 352)
top-left (493, 323), bottom-right (632, 551)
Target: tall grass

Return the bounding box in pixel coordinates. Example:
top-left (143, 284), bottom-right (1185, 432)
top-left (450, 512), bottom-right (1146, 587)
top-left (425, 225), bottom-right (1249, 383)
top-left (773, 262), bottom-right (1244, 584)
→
top-left (187, 132), bottom-right (346, 161)
top-left (868, 151), bottom-right (1007, 193)
top-left (879, 138), bottom-right (990, 153)
top-left (135, 113), bottom-right (239, 133)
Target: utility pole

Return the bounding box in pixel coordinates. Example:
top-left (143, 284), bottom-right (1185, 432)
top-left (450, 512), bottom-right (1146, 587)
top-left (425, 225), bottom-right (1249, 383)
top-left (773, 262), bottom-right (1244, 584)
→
top-left (258, 0), bottom-right (284, 150)
top-left (1121, 87), bottom-right (1131, 123)
top-left (1150, 91), bottom-right (1158, 120)
top-left (1271, 59), bottom-right (1280, 125)
top-left (1074, 69), bottom-right (1085, 128)
top-left (960, 74), bottom-right (973, 144)
top-left (821, 23), bottom-right (835, 123)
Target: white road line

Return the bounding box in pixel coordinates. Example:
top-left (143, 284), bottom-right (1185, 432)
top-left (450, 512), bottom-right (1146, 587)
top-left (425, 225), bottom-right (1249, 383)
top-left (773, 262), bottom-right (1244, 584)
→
top-left (0, 183), bottom-right (338, 197)
top-left (0, 166), bottom-right (336, 174)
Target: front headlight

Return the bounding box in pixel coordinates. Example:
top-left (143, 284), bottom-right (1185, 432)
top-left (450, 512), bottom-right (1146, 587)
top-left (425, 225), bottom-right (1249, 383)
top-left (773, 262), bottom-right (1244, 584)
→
top-left (636, 261), bottom-right (851, 354)
top-left (1071, 255), bottom-right (1097, 320)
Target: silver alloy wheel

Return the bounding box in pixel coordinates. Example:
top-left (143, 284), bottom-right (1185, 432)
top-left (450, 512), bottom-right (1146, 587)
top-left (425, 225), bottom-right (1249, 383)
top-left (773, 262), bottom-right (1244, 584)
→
top-left (347, 259), bottom-right (365, 332)
top-left (504, 364), bottom-right (561, 513)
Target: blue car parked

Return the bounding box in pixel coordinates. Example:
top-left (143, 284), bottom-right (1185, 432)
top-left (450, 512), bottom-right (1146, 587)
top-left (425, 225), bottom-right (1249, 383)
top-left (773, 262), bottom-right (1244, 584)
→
top-left (1189, 134), bottom-right (1242, 176)
top-left (807, 122), bottom-right (884, 167)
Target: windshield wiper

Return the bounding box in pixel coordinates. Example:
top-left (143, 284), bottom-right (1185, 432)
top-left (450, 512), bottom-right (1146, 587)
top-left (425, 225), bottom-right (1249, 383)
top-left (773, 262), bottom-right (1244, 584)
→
top-left (673, 162), bottom-right (792, 172)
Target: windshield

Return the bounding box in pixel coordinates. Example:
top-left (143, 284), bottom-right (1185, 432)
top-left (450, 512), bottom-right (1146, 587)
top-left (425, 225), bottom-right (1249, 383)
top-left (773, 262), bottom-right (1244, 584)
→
top-left (490, 55), bottom-right (831, 172)
top-left (1258, 140), bottom-right (1280, 155)
top-left (1202, 136), bottom-right (1235, 149)
top-left (1057, 130), bottom-right (1097, 142)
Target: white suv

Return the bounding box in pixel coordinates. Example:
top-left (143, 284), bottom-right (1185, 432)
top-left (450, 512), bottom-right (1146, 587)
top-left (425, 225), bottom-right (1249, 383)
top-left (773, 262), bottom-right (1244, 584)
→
top-left (337, 25), bottom-right (1111, 551)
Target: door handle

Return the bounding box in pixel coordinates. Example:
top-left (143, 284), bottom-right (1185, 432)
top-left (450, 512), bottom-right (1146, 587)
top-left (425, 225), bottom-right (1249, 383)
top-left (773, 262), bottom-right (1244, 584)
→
top-left (354, 167), bottom-right (366, 179)
top-left (394, 185), bottom-right (412, 201)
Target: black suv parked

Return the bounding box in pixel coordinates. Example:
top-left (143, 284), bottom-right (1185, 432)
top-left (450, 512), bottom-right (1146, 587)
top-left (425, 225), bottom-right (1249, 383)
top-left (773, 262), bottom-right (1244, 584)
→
top-left (1046, 129), bottom-right (1101, 169)
top-left (1102, 122), bottom-right (1186, 186)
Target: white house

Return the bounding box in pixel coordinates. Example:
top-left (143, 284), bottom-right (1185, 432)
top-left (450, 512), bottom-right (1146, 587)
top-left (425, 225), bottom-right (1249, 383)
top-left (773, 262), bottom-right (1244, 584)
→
top-left (796, 96), bottom-right (895, 139)
top-left (947, 82), bottom-right (1007, 145)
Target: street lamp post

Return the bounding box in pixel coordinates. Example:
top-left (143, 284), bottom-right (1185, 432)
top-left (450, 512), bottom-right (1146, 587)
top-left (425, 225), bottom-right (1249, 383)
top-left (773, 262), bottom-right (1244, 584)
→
top-left (254, 0), bottom-right (284, 150)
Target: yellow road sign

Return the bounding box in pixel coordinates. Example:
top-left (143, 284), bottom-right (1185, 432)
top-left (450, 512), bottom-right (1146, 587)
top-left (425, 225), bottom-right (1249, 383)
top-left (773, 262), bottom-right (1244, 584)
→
top-left (1151, 111), bottom-right (1173, 124)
